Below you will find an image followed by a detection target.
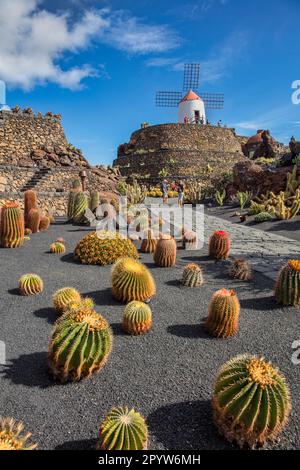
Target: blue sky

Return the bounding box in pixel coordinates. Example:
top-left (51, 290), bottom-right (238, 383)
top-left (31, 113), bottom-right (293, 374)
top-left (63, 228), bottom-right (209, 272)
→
top-left (0, 0), bottom-right (300, 165)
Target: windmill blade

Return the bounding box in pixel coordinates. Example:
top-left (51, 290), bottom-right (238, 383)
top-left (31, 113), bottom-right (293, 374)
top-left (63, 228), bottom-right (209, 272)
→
top-left (201, 92), bottom-right (224, 109)
top-left (182, 63), bottom-right (200, 91)
top-left (156, 91), bottom-right (182, 107)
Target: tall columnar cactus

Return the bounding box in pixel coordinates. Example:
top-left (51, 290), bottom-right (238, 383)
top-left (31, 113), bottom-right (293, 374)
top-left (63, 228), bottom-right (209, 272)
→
top-left (0, 202), bottom-right (24, 248)
top-left (182, 263), bottom-right (203, 287)
top-left (229, 259), bottom-right (252, 281)
top-left (212, 354), bottom-right (291, 448)
top-left (48, 304), bottom-right (112, 382)
top-left (67, 190), bottom-right (77, 221)
top-left (73, 192), bottom-right (88, 224)
top-left (275, 260), bottom-right (300, 306)
top-left (53, 287), bottom-right (81, 314)
top-left (39, 215), bottom-right (50, 232)
top-left (98, 407), bottom-right (148, 450)
top-left (209, 230), bottom-right (230, 260)
top-left (153, 234), bottom-right (177, 267)
top-left (205, 288), bottom-right (240, 338)
top-left (140, 229), bottom-right (157, 253)
top-left (19, 273), bottom-right (43, 296)
top-left (112, 257), bottom-right (156, 303)
top-left (89, 190), bottom-right (100, 213)
top-left (0, 417), bottom-right (37, 450)
top-left (50, 242), bottom-right (65, 254)
top-left (182, 230), bottom-right (198, 250)
top-left (24, 190), bottom-right (37, 227)
top-left (72, 178), bottom-right (82, 191)
top-left (27, 208), bottom-right (41, 233)
top-left (123, 301), bottom-right (152, 335)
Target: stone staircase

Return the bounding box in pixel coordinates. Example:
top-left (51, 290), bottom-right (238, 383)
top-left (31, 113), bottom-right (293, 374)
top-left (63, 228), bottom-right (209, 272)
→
top-left (20, 167), bottom-right (52, 191)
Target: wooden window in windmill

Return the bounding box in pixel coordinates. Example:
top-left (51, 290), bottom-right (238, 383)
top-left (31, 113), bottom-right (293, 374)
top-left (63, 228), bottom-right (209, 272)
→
top-left (194, 110), bottom-right (200, 123)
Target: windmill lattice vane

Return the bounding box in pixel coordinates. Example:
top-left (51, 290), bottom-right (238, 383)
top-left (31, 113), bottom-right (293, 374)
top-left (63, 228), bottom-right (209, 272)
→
top-left (156, 63), bottom-right (224, 109)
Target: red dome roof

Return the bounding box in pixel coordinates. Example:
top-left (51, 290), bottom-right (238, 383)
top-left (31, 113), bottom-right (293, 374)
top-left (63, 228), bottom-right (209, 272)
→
top-left (180, 89), bottom-right (201, 102)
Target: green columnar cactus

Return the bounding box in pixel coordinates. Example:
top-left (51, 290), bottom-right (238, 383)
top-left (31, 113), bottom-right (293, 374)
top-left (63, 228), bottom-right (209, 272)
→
top-left (153, 234), bottom-right (177, 267)
top-left (53, 287), bottom-right (81, 314)
top-left (205, 288), bottom-right (240, 338)
top-left (182, 263), bottom-right (203, 287)
top-left (182, 230), bottom-right (198, 250)
top-left (229, 259), bottom-right (252, 281)
top-left (73, 192), bottom-right (88, 224)
top-left (0, 202), bottom-right (24, 248)
top-left (19, 273), bottom-right (43, 296)
top-left (98, 407), bottom-right (148, 450)
top-left (140, 229), bottom-right (157, 253)
top-left (212, 354), bottom-right (291, 448)
top-left (123, 301), bottom-right (152, 335)
top-left (27, 208), bottom-right (41, 233)
top-left (50, 242), bottom-right (65, 254)
top-left (89, 190), bottom-right (100, 213)
top-left (24, 190), bottom-right (37, 227)
top-left (209, 230), bottom-right (230, 260)
top-left (0, 417), bottom-right (37, 450)
top-left (67, 190), bottom-right (77, 221)
top-left (72, 178), bottom-right (82, 190)
top-left (39, 215), bottom-right (50, 232)
top-left (48, 304), bottom-right (112, 382)
top-left (274, 260), bottom-right (300, 306)
top-left (112, 257), bottom-right (156, 303)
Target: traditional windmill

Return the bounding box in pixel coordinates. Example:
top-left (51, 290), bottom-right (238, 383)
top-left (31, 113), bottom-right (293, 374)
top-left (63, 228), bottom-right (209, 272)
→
top-left (0, 80), bottom-right (10, 111)
top-left (156, 63), bottom-right (224, 124)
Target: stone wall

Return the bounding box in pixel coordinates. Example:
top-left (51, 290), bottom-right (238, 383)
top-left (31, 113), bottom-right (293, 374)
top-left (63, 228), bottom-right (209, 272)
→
top-left (113, 123), bottom-right (245, 177)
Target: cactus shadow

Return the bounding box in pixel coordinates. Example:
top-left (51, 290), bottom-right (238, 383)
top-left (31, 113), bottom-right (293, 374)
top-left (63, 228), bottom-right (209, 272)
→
top-left (60, 253), bottom-right (80, 264)
top-left (239, 295), bottom-right (283, 311)
top-left (165, 279), bottom-right (181, 287)
top-left (34, 307), bottom-right (57, 324)
top-left (148, 400), bottom-right (233, 450)
top-left (0, 352), bottom-right (54, 389)
top-left (167, 324), bottom-right (212, 339)
top-left (55, 438), bottom-right (97, 450)
top-left (8, 288), bottom-right (21, 296)
top-left (110, 322), bottom-right (127, 336)
top-left (81, 288), bottom-right (120, 307)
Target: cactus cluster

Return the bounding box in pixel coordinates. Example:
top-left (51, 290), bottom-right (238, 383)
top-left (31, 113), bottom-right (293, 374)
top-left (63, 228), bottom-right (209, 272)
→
top-left (0, 417), bottom-right (37, 450)
top-left (212, 354), bottom-right (291, 448)
top-left (19, 273), bottom-right (44, 296)
top-left (98, 407), bottom-right (148, 450)
top-left (209, 230), bottom-right (230, 260)
top-left (153, 235), bottom-right (177, 267)
top-left (123, 301), bottom-right (152, 335)
top-left (50, 242), bottom-right (65, 254)
top-left (74, 231), bottom-right (138, 265)
top-left (53, 287), bottom-right (81, 314)
top-left (140, 229), bottom-right (157, 253)
top-left (254, 212), bottom-right (273, 223)
top-left (112, 257), bottom-right (156, 303)
top-left (182, 263), bottom-right (203, 287)
top-left (229, 259), bottom-right (252, 281)
top-left (0, 202), bottom-right (24, 248)
top-left (275, 260), bottom-right (300, 306)
top-left (205, 288), bottom-right (240, 338)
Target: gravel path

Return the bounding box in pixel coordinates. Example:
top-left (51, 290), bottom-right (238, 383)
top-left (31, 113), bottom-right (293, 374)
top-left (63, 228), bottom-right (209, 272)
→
top-left (0, 220), bottom-right (299, 450)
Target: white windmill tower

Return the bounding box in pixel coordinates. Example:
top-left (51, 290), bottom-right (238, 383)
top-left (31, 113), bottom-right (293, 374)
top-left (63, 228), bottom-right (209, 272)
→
top-left (0, 80), bottom-right (11, 111)
top-left (156, 63), bottom-right (224, 124)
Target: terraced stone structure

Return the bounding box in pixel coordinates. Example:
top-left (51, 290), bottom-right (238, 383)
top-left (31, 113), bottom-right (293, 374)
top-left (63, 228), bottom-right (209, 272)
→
top-left (113, 123), bottom-right (245, 178)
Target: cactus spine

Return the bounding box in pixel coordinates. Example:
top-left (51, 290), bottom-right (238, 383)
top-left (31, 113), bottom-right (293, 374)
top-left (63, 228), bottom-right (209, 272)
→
top-left (123, 301), bottom-right (152, 335)
top-left (19, 274), bottom-right (43, 296)
top-left (73, 192), bottom-right (88, 223)
top-left (27, 208), bottom-right (40, 233)
top-left (140, 229), bottom-right (157, 253)
top-left (212, 354), bottom-right (291, 448)
top-left (205, 288), bottom-right (240, 338)
top-left (50, 242), bottom-right (65, 254)
top-left (53, 287), bottom-right (81, 314)
top-left (98, 407), bottom-right (148, 450)
top-left (153, 234), bottom-right (177, 267)
top-left (274, 260), bottom-right (300, 306)
top-left (0, 417), bottom-right (37, 450)
top-left (24, 190), bottom-right (37, 227)
top-left (182, 263), bottom-right (203, 287)
top-left (112, 257), bottom-right (156, 303)
top-left (209, 230), bottom-right (230, 260)
top-left (229, 259), bottom-right (252, 281)
top-left (0, 202), bottom-right (24, 248)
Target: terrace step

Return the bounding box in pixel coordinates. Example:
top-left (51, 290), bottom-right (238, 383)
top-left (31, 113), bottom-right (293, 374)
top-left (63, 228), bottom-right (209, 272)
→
top-left (21, 167), bottom-right (52, 191)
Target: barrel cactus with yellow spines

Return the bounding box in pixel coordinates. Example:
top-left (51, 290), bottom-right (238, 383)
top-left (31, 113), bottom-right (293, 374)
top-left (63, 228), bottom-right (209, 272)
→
top-left (53, 287), bottom-right (81, 314)
top-left (212, 354), bottom-right (291, 448)
top-left (98, 407), bottom-right (148, 450)
top-left (182, 263), bottom-right (203, 287)
top-left (205, 288), bottom-right (240, 338)
top-left (112, 257), bottom-right (156, 303)
top-left (229, 258), bottom-right (252, 281)
top-left (275, 260), bottom-right (300, 306)
top-left (123, 301), bottom-right (152, 335)
top-left (0, 417), bottom-right (37, 450)
top-left (19, 273), bottom-right (43, 296)
top-left (50, 242), bottom-right (65, 254)
top-left (73, 192), bottom-right (88, 224)
top-left (209, 230), bottom-right (230, 260)
top-left (153, 234), bottom-right (177, 267)
top-left (140, 229), bottom-right (157, 253)
top-left (48, 303), bottom-right (112, 382)
top-left (0, 202), bottom-right (24, 248)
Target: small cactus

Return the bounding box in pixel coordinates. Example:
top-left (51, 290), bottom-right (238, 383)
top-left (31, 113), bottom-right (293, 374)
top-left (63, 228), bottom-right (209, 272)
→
top-left (204, 288), bottom-right (240, 338)
top-left (212, 354), bottom-right (291, 448)
top-left (140, 229), bottom-right (157, 253)
top-left (182, 263), bottom-right (203, 287)
top-left (19, 273), bottom-right (43, 296)
top-left (112, 257), bottom-right (156, 303)
top-left (0, 202), bottom-right (24, 248)
top-left (53, 287), bottom-right (81, 314)
top-left (209, 230), bottom-right (230, 260)
top-left (182, 230), bottom-right (198, 250)
top-left (27, 208), bottom-right (40, 233)
top-left (123, 301), bottom-right (152, 335)
top-left (25, 228), bottom-right (32, 235)
top-left (254, 211), bottom-right (273, 223)
top-left (39, 215), bottom-right (50, 232)
top-left (50, 242), bottom-right (65, 253)
top-left (24, 190), bottom-right (37, 227)
top-left (73, 192), bottom-right (88, 224)
top-left (275, 260), bottom-right (300, 306)
top-left (48, 304), bottom-right (112, 382)
top-left (0, 417), bottom-right (37, 450)
top-left (98, 407), bottom-right (148, 450)
top-left (153, 234), bottom-right (177, 267)
top-left (229, 258), bottom-right (252, 281)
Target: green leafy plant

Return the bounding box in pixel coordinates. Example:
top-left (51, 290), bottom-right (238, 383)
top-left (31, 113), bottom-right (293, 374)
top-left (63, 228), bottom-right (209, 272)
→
top-left (158, 168), bottom-right (169, 178)
top-left (214, 189), bottom-right (226, 206)
top-left (237, 191), bottom-right (251, 210)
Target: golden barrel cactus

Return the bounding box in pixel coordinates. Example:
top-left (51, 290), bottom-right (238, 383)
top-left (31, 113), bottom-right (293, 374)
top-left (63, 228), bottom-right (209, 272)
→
top-left (275, 260), bottom-right (300, 306)
top-left (18, 273), bottom-right (44, 296)
top-left (112, 257), bottom-right (156, 303)
top-left (123, 301), bottom-right (152, 335)
top-left (53, 287), bottom-right (81, 314)
top-left (209, 230), bottom-right (230, 260)
top-left (205, 288), bottom-right (240, 338)
top-left (0, 417), bottom-right (37, 450)
top-left (153, 234), bottom-right (177, 267)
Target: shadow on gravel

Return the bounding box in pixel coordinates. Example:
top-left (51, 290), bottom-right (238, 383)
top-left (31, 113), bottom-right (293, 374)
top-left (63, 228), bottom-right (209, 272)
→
top-left (81, 288), bottom-right (120, 307)
top-left (167, 324), bottom-right (211, 339)
top-left (8, 288), bottom-right (20, 296)
top-left (239, 295), bottom-right (282, 311)
top-left (148, 400), bottom-right (232, 450)
top-left (0, 352), bottom-right (54, 389)
top-left (34, 307), bottom-right (57, 324)
top-left (110, 322), bottom-right (127, 336)
top-left (60, 253), bottom-right (80, 264)
top-left (56, 438), bottom-right (97, 450)
top-left (165, 279), bottom-right (181, 287)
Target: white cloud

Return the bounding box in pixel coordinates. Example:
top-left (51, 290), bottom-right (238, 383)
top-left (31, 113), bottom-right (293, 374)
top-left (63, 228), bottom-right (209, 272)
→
top-left (0, 1), bottom-right (180, 90)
